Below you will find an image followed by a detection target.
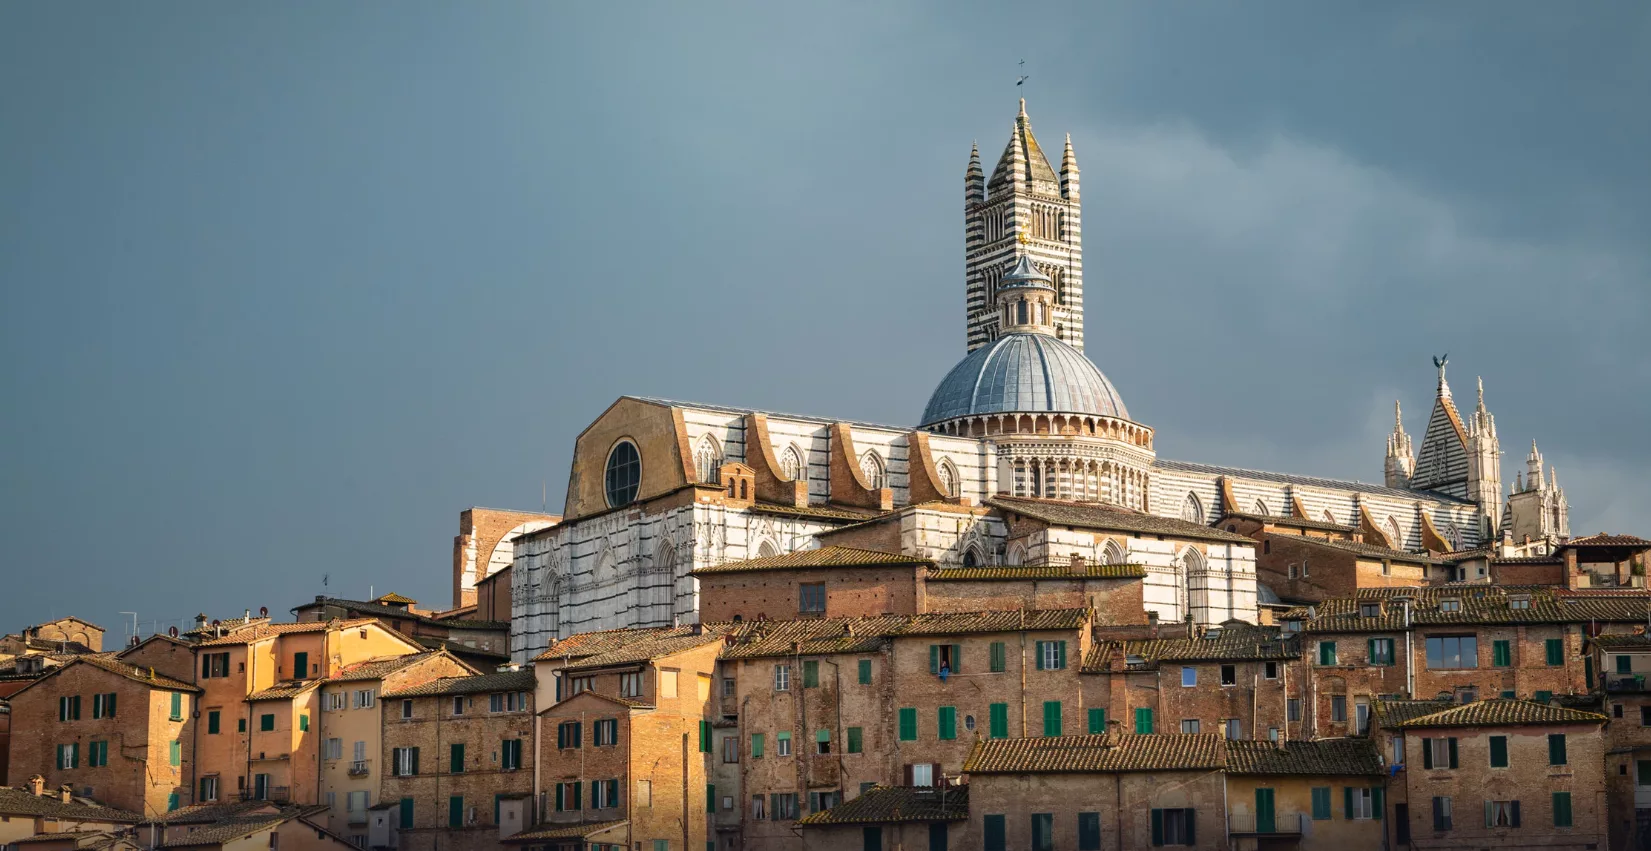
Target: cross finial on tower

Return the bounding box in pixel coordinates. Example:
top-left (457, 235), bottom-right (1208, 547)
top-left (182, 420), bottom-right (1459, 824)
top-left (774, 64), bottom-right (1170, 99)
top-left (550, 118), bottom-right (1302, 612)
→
top-left (1017, 58), bottom-right (1029, 97)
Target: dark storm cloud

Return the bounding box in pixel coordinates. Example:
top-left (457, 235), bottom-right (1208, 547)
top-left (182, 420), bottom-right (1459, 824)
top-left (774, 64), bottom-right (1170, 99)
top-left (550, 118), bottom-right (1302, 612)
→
top-left (1, 1), bottom-right (1646, 635)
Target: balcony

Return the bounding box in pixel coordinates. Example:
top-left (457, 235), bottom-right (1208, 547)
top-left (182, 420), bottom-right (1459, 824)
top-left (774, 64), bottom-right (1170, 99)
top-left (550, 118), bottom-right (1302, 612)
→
top-left (1228, 812), bottom-right (1303, 835)
top-left (348, 760), bottom-right (371, 777)
top-left (1607, 673), bottom-right (1651, 693)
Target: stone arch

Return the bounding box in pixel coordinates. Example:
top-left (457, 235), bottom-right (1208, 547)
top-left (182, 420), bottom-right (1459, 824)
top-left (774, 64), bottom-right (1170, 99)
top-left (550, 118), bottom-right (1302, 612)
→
top-left (756, 540), bottom-right (780, 559)
top-left (779, 443), bottom-right (806, 483)
top-left (1101, 539), bottom-right (1126, 565)
top-left (1181, 492), bottom-right (1205, 525)
top-left (469, 520), bottom-right (555, 594)
top-left (962, 544), bottom-right (985, 568)
top-left (1006, 542), bottom-right (1027, 566)
top-left (1443, 523), bottom-right (1462, 551)
top-left (1323, 510), bottom-right (1337, 525)
top-left (1179, 546), bottom-right (1207, 624)
top-left (859, 450), bottom-right (886, 490)
top-left (1253, 498), bottom-right (1271, 516)
top-left (1386, 517), bottom-right (1403, 550)
top-left (693, 434), bottom-right (723, 484)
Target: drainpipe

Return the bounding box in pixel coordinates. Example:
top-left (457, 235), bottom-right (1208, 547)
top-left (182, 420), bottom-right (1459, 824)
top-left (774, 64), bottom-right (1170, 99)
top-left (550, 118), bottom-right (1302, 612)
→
top-left (1403, 600), bottom-right (1414, 697)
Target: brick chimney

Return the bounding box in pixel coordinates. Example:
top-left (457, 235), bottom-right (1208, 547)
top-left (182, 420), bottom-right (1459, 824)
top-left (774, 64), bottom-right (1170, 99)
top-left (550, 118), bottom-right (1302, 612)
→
top-left (58, 785), bottom-right (73, 803)
top-left (28, 775), bottom-right (44, 796)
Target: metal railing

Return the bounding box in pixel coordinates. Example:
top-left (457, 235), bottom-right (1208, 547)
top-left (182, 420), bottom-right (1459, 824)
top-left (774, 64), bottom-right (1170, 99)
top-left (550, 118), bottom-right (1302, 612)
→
top-left (1607, 673), bottom-right (1651, 693)
top-left (348, 760), bottom-right (371, 776)
top-left (1228, 812), bottom-right (1303, 834)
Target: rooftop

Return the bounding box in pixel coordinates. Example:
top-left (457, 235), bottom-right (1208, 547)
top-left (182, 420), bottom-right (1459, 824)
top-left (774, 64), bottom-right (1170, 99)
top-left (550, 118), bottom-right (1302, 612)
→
top-left (989, 496), bottom-right (1252, 544)
top-left (0, 787), bottom-right (141, 822)
top-left (689, 546), bottom-right (929, 576)
top-left (381, 668), bottom-right (535, 699)
top-left (715, 609), bottom-right (1088, 660)
top-left (1220, 511), bottom-right (1356, 534)
top-left (1563, 533), bottom-right (1651, 550)
top-left (534, 625), bottom-right (709, 663)
top-left (503, 819), bottom-right (628, 843)
top-left (561, 631), bottom-right (727, 673)
top-left (1225, 739), bottom-right (1383, 776)
top-left (194, 619), bottom-right (380, 647)
top-left (1281, 586), bottom-right (1651, 632)
top-left (965, 732), bottom-right (1226, 774)
top-left (925, 563), bottom-right (1147, 581)
top-left (1397, 698), bottom-right (1608, 729)
top-left (797, 786), bottom-right (969, 826)
top-left (1154, 459), bottom-right (1475, 505)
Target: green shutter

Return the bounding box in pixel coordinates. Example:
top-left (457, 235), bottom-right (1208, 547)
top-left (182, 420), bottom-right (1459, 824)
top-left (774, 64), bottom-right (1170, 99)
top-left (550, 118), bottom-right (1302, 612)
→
top-left (707, 784), bottom-right (716, 813)
top-left (1135, 707), bottom-right (1154, 734)
top-left (571, 782), bottom-right (580, 810)
top-left (989, 703), bottom-right (1008, 739)
top-left (938, 706), bottom-right (957, 740)
top-left (952, 644), bottom-right (962, 673)
top-left (555, 784), bottom-right (564, 812)
top-left (1311, 787), bottom-right (1331, 820)
top-left (983, 814), bottom-right (1006, 851)
top-left (1493, 640), bottom-right (1511, 667)
top-left (1638, 760), bottom-right (1651, 787)
top-left (1057, 641), bottom-right (1067, 670)
top-left (260, 714), bottom-right (274, 731)
top-left (858, 659), bottom-right (872, 684)
top-left (1553, 792), bottom-right (1572, 827)
top-left (299, 714), bottom-right (309, 732)
top-left (1620, 655), bottom-right (1634, 674)
top-left (1151, 809), bottom-right (1164, 846)
top-left (1088, 708), bottom-right (1106, 734)
top-left (751, 733), bottom-right (764, 757)
top-left (171, 692), bottom-right (182, 719)
top-left (170, 740), bottom-right (181, 767)
top-left (1422, 739), bottom-right (1433, 770)
top-left (899, 708), bottom-right (917, 741)
top-left (1489, 736), bottom-right (1508, 767)
top-left (72, 695), bottom-right (80, 720)
top-left (208, 711), bottom-right (220, 735)
top-left (700, 720), bottom-right (712, 753)
top-left (990, 641), bottom-right (1006, 672)
top-left (1546, 638), bottom-right (1563, 666)
top-left (1319, 641), bottom-right (1336, 665)
top-left (1372, 787), bottom-right (1384, 819)
top-left (400, 799), bottom-right (413, 829)
top-left (450, 743), bottom-right (465, 773)
top-left (847, 727), bottom-right (862, 753)
top-left (930, 645), bottom-right (939, 674)
top-left (1549, 734), bottom-right (1567, 765)
top-left (1367, 639), bottom-right (1376, 665)
top-left (1034, 642), bottom-right (1046, 671)
top-left (1344, 786), bottom-right (1353, 819)
top-left (803, 660), bottom-right (819, 688)
top-left (1448, 737), bottom-right (1458, 769)
top-left (167, 793), bottom-right (179, 812)
top-left (238, 718), bottom-right (246, 733)
top-left (494, 794), bottom-right (502, 825)
top-left (449, 796), bottom-right (463, 827)
top-left (293, 652), bottom-right (308, 678)
top-left (1043, 701), bottom-right (1062, 737)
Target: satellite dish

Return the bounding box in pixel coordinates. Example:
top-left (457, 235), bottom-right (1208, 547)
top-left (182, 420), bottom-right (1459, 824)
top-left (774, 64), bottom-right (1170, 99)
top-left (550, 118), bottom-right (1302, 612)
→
top-left (168, 626), bottom-right (178, 638)
top-left (259, 606), bottom-right (269, 618)
top-left (212, 620), bottom-right (221, 628)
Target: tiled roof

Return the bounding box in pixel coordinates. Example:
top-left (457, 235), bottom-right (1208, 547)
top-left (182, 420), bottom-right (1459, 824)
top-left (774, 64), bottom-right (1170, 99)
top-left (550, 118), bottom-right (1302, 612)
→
top-left (374, 592), bottom-right (418, 605)
top-left (0, 787), bottom-right (141, 822)
top-left (1398, 698), bottom-right (1608, 729)
top-left (797, 786), bottom-right (969, 826)
top-left (1563, 534), bottom-right (1651, 549)
top-left (1225, 739), bottom-right (1383, 776)
top-left (1371, 699), bottom-right (1456, 729)
top-left (146, 801), bottom-right (281, 825)
top-left (1220, 511), bottom-right (1355, 533)
top-left (716, 609), bottom-right (1088, 660)
top-left (329, 652), bottom-right (451, 682)
top-left (413, 637), bottom-right (509, 662)
top-left (690, 546), bottom-right (929, 576)
top-left (381, 669), bottom-right (535, 698)
top-left (1089, 627), bottom-right (1297, 670)
top-left (182, 616), bottom-right (266, 638)
top-left (246, 680), bottom-right (322, 701)
top-left (1283, 586), bottom-right (1651, 632)
top-left (1153, 459), bottom-right (1475, 505)
top-left (194, 619), bottom-right (380, 647)
top-left (925, 563), bottom-right (1147, 581)
top-left (534, 625), bottom-right (707, 662)
top-left (503, 819), bottom-right (627, 842)
top-left (156, 816), bottom-right (287, 847)
top-left (1491, 555), bottom-right (1563, 565)
top-left (11, 655), bottom-right (201, 697)
top-left (564, 632), bottom-right (727, 673)
top-left (297, 598), bottom-right (507, 632)
top-left (746, 502), bottom-right (885, 524)
top-left (989, 497), bottom-right (1253, 543)
top-left (965, 733), bottom-right (1226, 774)
top-left (12, 830), bottom-right (118, 844)
top-left (1590, 634), bottom-right (1651, 649)
top-left (1286, 536), bottom-right (1445, 565)
top-left (22, 638), bottom-right (97, 654)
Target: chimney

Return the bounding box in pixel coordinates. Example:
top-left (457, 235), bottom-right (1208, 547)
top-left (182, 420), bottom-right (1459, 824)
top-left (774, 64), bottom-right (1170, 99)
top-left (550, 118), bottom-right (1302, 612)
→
top-left (1069, 553), bottom-right (1084, 569)
top-left (1147, 611), bottom-right (1159, 639)
top-left (28, 775), bottom-right (44, 796)
top-left (1185, 614), bottom-right (1196, 640)
top-left (194, 613), bottom-right (208, 631)
top-left (691, 622), bottom-right (704, 637)
top-left (58, 785), bottom-right (73, 804)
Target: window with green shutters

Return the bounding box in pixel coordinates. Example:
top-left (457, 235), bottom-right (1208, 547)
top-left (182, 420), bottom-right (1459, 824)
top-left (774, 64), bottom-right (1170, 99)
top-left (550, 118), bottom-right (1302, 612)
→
top-left (1546, 638), bottom-right (1564, 666)
top-left (1553, 792), bottom-right (1572, 827)
top-left (450, 743), bottom-right (465, 773)
top-left (399, 799), bottom-right (413, 829)
top-left (899, 708), bottom-right (918, 741)
top-left (170, 692), bottom-right (183, 720)
top-left (448, 796), bottom-right (464, 828)
top-left (1042, 701), bottom-right (1062, 737)
top-left (1035, 641), bottom-right (1067, 670)
top-left (751, 733), bottom-right (764, 758)
top-left (847, 727), bottom-right (863, 754)
top-left (1135, 707), bottom-right (1154, 734)
top-left (863, 826), bottom-right (882, 851)
top-left (707, 784), bottom-right (716, 813)
top-left (207, 711), bottom-right (220, 735)
top-left (1311, 787), bottom-right (1331, 820)
top-left (1619, 655), bottom-right (1634, 674)
top-left (989, 703), bottom-right (1008, 739)
top-left (1367, 638), bottom-right (1395, 666)
top-left (298, 715), bottom-right (309, 732)
top-left (1548, 734), bottom-right (1567, 766)
top-left (1088, 708), bottom-right (1106, 734)
top-left (167, 793), bottom-right (179, 812)
top-left (1030, 813), bottom-right (1053, 851)
top-left (259, 714), bottom-right (274, 732)
top-left (929, 644), bottom-right (962, 675)
top-left (699, 720), bottom-right (713, 753)
top-left (293, 652), bottom-right (308, 679)
top-left (990, 641), bottom-right (1006, 672)
top-left (1078, 812), bottom-right (1101, 850)
top-left (1318, 641), bottom-right (1337, 666)
top-left (1493, 640), bottom-right (1512, 667)
top-left (1489, 736), bottom-right (1508, 768)
top-left (858, 659), bottom-right (872, 685)
top-left (803, 661), bottom-right (819, 688)
top-left (938, 706), bottom-right (957, 740)
top-left (169, 740), bottom-right (181, 767)
top-left (983, 814), bottom-right (1006, 851)
top-left (238, 718), bottom-right (246, 733)
top-left (928, 822), bottom-right (947, 851)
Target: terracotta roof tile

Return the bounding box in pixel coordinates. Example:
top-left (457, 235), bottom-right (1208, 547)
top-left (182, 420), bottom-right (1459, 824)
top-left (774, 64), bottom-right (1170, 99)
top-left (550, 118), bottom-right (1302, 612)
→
top-left (563, 632), bottom-right (727, 672)
top-left (1398, 698), bottom-right (1607, 728)
top-left (1153, 459), bottom-right (1475, 504)
top-left (1563, 534), bottom-right (1651, 549)
top-left (1371, 699), bottom-right (1456, 729)
top-left (1220, 511), bottom-right (1356, 533)
top-left (246, 680), bottom-right (322, 701)
top-left (715, 609), bottom-right (1088, 660)
top-left (329, 652), bottom-right (453, 682)
top-left (373, 593), bottom-right (418, 604)
top-left (989, 497), bottom-right (1253, 544)
top-left (1283, 536), bottom-right (1445, 565)
top-left (1092, 627), bottom-right (1298, 670)
top-left (1590, 634), bottom-right (1651, 649)
top-left (746, 502), bottom-right (884, 523)
top-left (1283, 586), bottom-right (1651, 632)
top-left (297, 598), bottom-right (507, 631)
top-left (1225, 739), bottom-right (1383, 776)
top-left (797, 786), bottom-right (969, 826)
top-left (194, 619), bottom-right (380, 647)
top-left (925, 563), bottom-right (1147, 581)
top-left (533, 625), bottom-right (706, 662)
top-left (964, 733), bottom-right (1226, 774)
top-left (156, 816), bottom-right (288, 847)
top-left (689, 546), bottom-right (929, 576)
top-left (0, 787), bottom-right (141, 822)
top-left (503, 819), bottom-right (627, 842)
top-left (380, 669), bottom-right (535, 699)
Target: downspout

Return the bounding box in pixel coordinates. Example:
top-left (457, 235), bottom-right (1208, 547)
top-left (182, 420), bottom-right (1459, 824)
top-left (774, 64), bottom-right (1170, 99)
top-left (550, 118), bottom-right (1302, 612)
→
top-left (246, 644), bottom-right (256, 797)
top-left (1281, 660), bottom-right (1289, 742)
top-left (1403, 600), bottom-right (1414, 697)
top-left (1251, 670), bottom-right (1259, 741)
top-left (1115, 774), bottom-right (1123, 851)
top-left (1019, 628), bottom-right (1029, 736)
top-left (1221, 768), bottom-right (1230, 849)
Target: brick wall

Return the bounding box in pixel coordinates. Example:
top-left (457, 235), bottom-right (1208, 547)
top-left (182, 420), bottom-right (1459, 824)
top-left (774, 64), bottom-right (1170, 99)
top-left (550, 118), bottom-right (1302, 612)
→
top-left (697, 566), bottom-right (921, 623)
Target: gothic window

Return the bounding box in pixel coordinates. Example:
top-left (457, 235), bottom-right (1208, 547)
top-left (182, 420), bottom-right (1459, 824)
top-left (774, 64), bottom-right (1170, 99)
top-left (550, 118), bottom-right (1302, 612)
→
top-left (604, 440), bottom-right (641, 508)
top-left (859, 451), bottom-right (885, 490)
top-left (756, 541), bottom-right (779, 559)
top-left (1323, 510), bottom-right (1337, 525)
top-left (1181, 493), bottom-right (1204, 525)
top-left (962, 545), bottom-right (983, 568)
top-left (1101, 539), bottom-right (1126, 566)
top-left (779, 444), bottom-right (805, 483)
top-left (937, 459), bottom-right (959, 498)
top-left (1006, 543), bottom-right (1026, 566)
top-left (1443, 523), bottom-right (1462, 551)
top-left (1253, 499), bottom-right (1271, 517)
top-left (653, 542), bottom-right (675, 575)
top-left (1386, 518), bottom-right (1403, 549)
top-left (693, 435), bottom-right (723, 484)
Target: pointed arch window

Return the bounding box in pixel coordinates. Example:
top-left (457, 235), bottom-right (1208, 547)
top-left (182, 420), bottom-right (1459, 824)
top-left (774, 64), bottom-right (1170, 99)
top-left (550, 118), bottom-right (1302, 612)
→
top-left (962, 545), bottom-right (983, 569)
top-left (653, 542), bottom-right (676, 575)
top-left (937, 459), bottom-right (959, 498)
top-left (756, 541), bottom-right (779, 560)
top-left (1101, 539), bottom-right (1126, 566)
top-left (1253, 499), bottom-right (1271, 517)
top-left (693, 435), bottom-right (723, 484)
top-left (1386, 518), bottom-right (1403, 550)
top-left (1006, 543), bottom-right (1026, 567)
top-left (859, 451), bottom-right (885, 490)
top-left (780, 444), bottom-right (805, 483)
top-left (1180, 547), bottom-right (1206, 574)
top-left (1181, 493), bottom-right (1204, 525)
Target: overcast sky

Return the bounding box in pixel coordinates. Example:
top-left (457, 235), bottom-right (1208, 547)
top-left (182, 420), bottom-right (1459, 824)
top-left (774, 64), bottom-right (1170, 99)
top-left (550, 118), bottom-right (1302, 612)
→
top-left (3, 1), bottom-right (1647, 639)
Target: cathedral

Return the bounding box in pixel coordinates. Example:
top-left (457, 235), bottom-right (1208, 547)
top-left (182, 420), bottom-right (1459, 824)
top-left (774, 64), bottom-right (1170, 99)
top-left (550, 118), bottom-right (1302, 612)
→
top-left (506, 100), bottom-right (1572, 662)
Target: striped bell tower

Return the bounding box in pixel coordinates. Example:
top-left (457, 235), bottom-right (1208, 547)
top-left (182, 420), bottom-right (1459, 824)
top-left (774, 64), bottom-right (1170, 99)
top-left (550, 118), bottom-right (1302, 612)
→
top-left (964, 99), bottom-right (1084, 352)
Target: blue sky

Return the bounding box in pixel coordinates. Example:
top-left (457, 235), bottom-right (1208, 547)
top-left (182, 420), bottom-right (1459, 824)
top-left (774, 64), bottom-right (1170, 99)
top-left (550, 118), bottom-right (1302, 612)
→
top-left (2, 1), bottom-right (1647, 638)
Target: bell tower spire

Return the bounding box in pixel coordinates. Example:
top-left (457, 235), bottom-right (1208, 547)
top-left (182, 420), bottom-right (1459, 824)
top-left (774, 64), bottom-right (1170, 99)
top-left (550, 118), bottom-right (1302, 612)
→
top-left (1385, 400), bottom-right (1415, 488)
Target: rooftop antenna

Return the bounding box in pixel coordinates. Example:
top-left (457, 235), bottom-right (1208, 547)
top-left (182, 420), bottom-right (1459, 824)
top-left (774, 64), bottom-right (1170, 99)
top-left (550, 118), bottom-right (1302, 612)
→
top-left (119, 612), bottom-right (138, 641)
top-left (543, 480), bottom-right (547, 513)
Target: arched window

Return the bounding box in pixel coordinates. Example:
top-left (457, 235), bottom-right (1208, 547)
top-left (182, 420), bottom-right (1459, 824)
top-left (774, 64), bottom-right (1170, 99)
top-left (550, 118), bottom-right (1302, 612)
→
top-left (1181, 493), bottom-right (1204, 525)
top-left (653, 542), bottom-right (675, 575)
top-left (756, 541), bottom-right (779, 559)
top-left (1006, 543), bottom-right (1026, 566)
top-left (1180, 546), bottom-right (1205, 573)
top-left (604, 440), bottom-right (641, 508)
top-left (1016, 300), bottom-right (1028, 325)
top-left (1386, 517), bottom-right (1403, 549)
top-left (859, 451), bottom-right (885, 490)
top-left (962, 546), bottom-right (982, 568)
top-left (1101, 539), bottom-right (1126, 565)
top-left (1443, 523), bottom-right (1462, 551)
top-left (780, 445), bottom-right (805, 483)
top-left (1253, 499), bottom-right (1271, 517)
top-left (1323, 510), bottom-right (1337, 525)
top-left (937, 459), bottom-right (959, 498)
top-left (693, 435), bottom-right (723, 484)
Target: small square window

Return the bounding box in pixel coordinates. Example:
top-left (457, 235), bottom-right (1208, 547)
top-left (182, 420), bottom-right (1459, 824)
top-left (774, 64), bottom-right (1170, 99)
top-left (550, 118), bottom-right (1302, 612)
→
top-left (1263, 661), bottom-right (1278, 679)
top-left (1360, 603), bottom-right (1381, 618)
top-left (1220, 665), bottom-right (1236, 686)
top-left (1440, 599), bottom-right (1461, 612)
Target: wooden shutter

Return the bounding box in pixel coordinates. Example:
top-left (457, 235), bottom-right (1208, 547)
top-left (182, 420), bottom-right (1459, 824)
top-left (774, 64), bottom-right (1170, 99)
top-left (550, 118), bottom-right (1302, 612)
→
top-left (1185, 810), bottom-right (1195, 844)
top-left (951, 644), bottom-right (962, 673)
top-left (1372, 787), bottom-right (1383, 819)
top-left (1422, 739), bottom-right (1433, 770)
top-left (858, 659), bottom-right (871, 684)
top-left (989, 703), bottom-right (1007, 739)
top-left (1057, 641), bottom-right (1067, 669)
top-left (984, 814), bottom-right (1006, 851)
top-left (450, 743), bottom-right (464, 773)
top-left (1549, 734), bottom-right (1566, 765)
top-left (1344, 787), bottom-right (1354, 819)
top-left (1489, 735), bottom-right (1507, 767)
top-left (1432, 797), bottom-right (1446, 831)
top-left (930, 645), bottom-right (939, 674)
top-left (1088, 708), bottom-right (1105, 734)
top-left (1447, 737), bottom-right (1458, 768)
top-left (1034, 642), bottom-right (1046, 671)
top-left (990, 641), bottom-right (1006, 672)
top-left (555, 784), bottom-right (564, 812)
top-left (1510, 800), bottom-right (1520, 828)
top-left (410, 747), bottom-right (419, 776)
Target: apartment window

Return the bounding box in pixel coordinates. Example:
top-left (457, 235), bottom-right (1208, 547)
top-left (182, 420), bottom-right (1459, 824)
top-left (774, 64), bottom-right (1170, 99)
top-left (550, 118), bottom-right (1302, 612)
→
top-left (847, 726), bottom-right (863, 753)
top-left (570, 676), bottom-right (594, 695)
top-left (400, 700), bottom-right (412, 719)
top-left (393, 747), bottom-right (418, 776)
top-left (91, 693), bottom-right (116, 719)
top-left (722, 736), bottom-right (739, 763)
top-left (489, 693), bottom-right (505, 712)
top-left (1078, 812), bottom-right (1102, 851)
top-left (937, 707), bottom-right (957, 740)
top-left (989, 703), bottom-right (1008, 739)
top-left (1482, 798), bottom-right (1522, 829)
top-left (1180, 667), bottom-right (1197, 687)
top-left (1036, 641), bottom-right (1067, 670)
top-left (1220, 665), bottom-right (1236, 685)
top-left (1552, 792), bottom-right (1572, 827)
top-left (1287, 699), bottom-right (1300, 721)
top-left (751, 795), bottom-right (765, 820)
top-left (1426, 635), bottom-right (1478, 669)
top-left (325, 738), bottom-right (343, 760)
top-left (594, 718), bottom-right (618, 746)
top-left (449, 743), bottom-right (465, 773)
top-left (774, 665), bottom-right (791, 691)
top-left (1422, 737), bottom-right (1458, 769)
top-left (87, 740), bottom-right (108, 767)
top-left (1360, 603), bottom-right (1381, 618)
top-left (621, 672), bottom-right (644, 698)
top-left (1545, 638), bottom-right (1565, 666)
top-left (1264, 661), bottom-right (1278, 679)
top-left (200, 776), bottom-right (219, 803)
top-left (750, 733), bottom-right (764, 757)
top-left (803, 660), bottom-right (820, 688)
top-left (899, 708), bottom-right (917, 741)
top-left (328, 693), bottom-right (347, 711)
top-left (1180, 719), bottom-right (1200, 735)
top-left (909, 763), bottom-right (934, 787)
top-left (1510, 597), bottom-right (1530, 610)
top-left (353, 689), bottom-right (375, 709)
top-left (238, 718), bottom-right (246, 733)
top-left (55, 744), bottom-right (78, 769)
top-left (501, 739), bottom-right (522, 771)
top-left (1031, 812), bottom-right (1054, 851)
top-left (1548, 734), bottom-right (1568, 766)
top-left (777, 731), bottom-right (792, 757)
top-left (202, 652), bottom-right (230, 679)
top-left (299, 714), bottom-right (310, 732)
top-left (1151, 808), bottom-right (1195, 846)
top-left (1135, 708), bottom-right (1154, 734)
top-left (799, 583), bottom-right (826, 614)
top-left (452, 696), bottom-right (465, 715)
top-left (554, 782), bottom-right (582, 812)
top-left (1489, 735), bottom-right (1508, 768)
top-left (1432, 797), bottom-right (1453, 831)
top-left (259, 714), bottom-right (275, 732)
top-left (207, 710), bottom-right (220, 735)
top-left (592, 779), bottom-right (619, 809)
top-left (808, 790), bottom-right (839, 813)
top-left (1042, 701), bottom-right (1062, 737)
top-left (1088, 708), bottom-right (1106, 734)
top-left (1224, 719), bottom-right (1242, 740)
top-left (770, 793), bottom-right (800, 820)
top-left (557, 721), bottom-right (582, 749)
top-left (1330, 695), bottom-right (1347, 722)
top-left (1318, 641), bottom-right (1337, 666)
top-left (1348, 788), bottom-right (1373, 819)
top-left (447, 796), bottom-right (464, 828)
top-left (1268, 727), bottom-right (1279, 741)
top-left (858, 659), bottom-right (873, 684)
top-left (1368, 638), bottom-right (1395, 666)
top-left (983, 814), bottom-right (1006, 851)
top-left (989, 641), bottom-right (1007, 673)
top-left (1493, 640), bottom-right (1512, 667)
top-left (1440, 599), bottom-right (1461, 612)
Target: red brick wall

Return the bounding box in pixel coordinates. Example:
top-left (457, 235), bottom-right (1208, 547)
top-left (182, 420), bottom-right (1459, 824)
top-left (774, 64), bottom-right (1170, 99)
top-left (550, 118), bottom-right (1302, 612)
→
top-left (698, 566), bottom-right (921, 623)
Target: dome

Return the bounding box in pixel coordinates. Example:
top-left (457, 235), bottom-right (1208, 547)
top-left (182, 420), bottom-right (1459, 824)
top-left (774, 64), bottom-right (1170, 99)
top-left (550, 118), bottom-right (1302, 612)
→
top-left (920, 332), bottom-right (1130, 426)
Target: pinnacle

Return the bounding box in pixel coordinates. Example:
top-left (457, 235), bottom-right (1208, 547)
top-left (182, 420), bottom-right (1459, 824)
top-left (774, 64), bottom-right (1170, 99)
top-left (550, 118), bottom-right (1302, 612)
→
top-left (1019, 97), bottom-right (1027, 118)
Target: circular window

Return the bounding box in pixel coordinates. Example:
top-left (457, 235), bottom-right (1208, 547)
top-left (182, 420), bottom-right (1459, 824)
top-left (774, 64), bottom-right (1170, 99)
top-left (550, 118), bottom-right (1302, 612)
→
top-left (604, 440), bottom-right (641, 508)
top-left (964, 715), bottom-right (976, 732)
